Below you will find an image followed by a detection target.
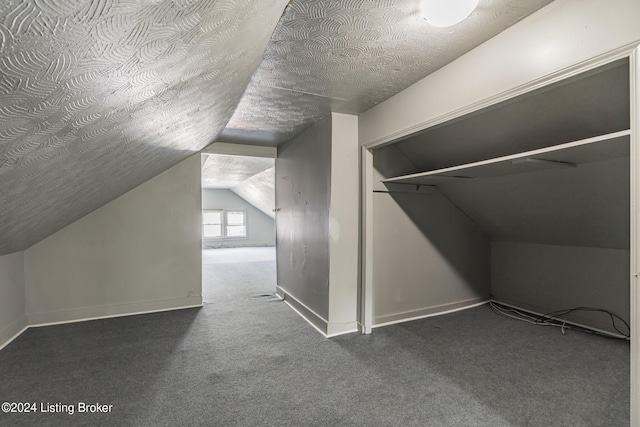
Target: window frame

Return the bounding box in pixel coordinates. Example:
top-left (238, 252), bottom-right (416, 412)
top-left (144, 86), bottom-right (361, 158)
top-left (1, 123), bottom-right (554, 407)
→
top-left (225, 210), bottom-right (247, 238)
top-left (202, 209), bottom-right (223, 238)
top-left (202, 209), bottom-right (247, 239)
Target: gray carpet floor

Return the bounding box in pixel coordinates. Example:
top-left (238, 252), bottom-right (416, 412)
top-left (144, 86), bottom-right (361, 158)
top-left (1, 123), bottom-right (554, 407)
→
top-left (0, 247), bottom-right (630, 426)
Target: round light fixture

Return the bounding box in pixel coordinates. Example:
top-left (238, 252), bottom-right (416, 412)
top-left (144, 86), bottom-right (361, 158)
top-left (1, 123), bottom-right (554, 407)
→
top-left (421, 0), bottom-right (479, 28)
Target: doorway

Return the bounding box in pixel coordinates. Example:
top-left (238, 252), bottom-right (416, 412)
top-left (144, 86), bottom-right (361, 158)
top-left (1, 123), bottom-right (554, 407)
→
top-left (200, 144), bottom-right (277, 304)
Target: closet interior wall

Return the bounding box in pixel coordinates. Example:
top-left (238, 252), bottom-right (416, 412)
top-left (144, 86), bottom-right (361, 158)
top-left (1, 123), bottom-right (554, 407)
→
top-left (371, 59), bottom-right (631, 334)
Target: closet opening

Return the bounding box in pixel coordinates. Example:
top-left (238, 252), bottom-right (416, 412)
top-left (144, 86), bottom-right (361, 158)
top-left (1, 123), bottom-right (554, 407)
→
top-left (368, 57), bottom-right (631, 421)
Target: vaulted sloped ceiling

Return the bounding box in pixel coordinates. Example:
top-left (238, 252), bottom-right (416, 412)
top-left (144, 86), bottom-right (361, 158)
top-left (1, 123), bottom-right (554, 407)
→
top-left (0, 0), bottom-right (288, 255)
top-left (230, 166), bottom-right (275, 219)
top-left (220, 0), bottom-right (553, 146)
top-left (201, 153), bottom-right (275, 218)
top-left (0, 0), bottom-right (553, 256)
top-left (201, 153), bottom-right (273, 189)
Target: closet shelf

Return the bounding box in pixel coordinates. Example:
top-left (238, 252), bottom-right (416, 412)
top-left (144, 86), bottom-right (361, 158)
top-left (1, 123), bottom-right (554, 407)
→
top-left (382, 130), bottom-right (630, 186)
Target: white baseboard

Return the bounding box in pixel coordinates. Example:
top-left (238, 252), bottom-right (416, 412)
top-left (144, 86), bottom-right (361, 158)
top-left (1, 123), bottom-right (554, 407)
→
top-left (276, 286), bottom-right (359, 338)
top-left (326, 322), bottom-right (359, 338)
top-left (0, 298), bottom-right (203, 352)
top-left (27, 296), bottom-right (203, 326)
top-left (203, 242), bottom-right (275, 249)
top-left (373, 297), bottom-right (489, 328)
top-left (0, 315), bottom-right (29, 351)
top-left (277, 285), bottom-right (329, 336)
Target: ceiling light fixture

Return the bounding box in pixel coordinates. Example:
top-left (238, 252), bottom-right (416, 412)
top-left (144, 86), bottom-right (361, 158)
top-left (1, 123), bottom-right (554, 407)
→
top-left (420, 0), bottom-right (479, 27)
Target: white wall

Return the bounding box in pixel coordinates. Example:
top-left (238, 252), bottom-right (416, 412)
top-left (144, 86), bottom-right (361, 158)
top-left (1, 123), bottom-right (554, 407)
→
top-left (328, 113), bottom-right (359, 336)
top-left (202, 188), bottom-right (275, 248)
top-left (0, 251), bottom-right (26, 349)
top-left (24, 154), bottom-right (202, 325)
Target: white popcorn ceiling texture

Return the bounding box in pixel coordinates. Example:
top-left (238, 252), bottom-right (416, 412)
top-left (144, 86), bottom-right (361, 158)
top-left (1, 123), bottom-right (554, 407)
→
top-left (0, 0), bottom-right (552, 255)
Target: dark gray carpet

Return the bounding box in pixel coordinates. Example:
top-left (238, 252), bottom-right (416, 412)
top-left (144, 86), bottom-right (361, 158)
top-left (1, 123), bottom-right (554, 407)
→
top-left (0, 247), bottom-right (629, 426)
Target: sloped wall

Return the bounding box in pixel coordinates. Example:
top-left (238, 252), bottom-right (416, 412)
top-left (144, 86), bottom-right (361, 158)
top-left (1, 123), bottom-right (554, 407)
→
top-left (372, 190), bottom-right (491, 326)
top-left (370, 145), bottom-right (491, 326)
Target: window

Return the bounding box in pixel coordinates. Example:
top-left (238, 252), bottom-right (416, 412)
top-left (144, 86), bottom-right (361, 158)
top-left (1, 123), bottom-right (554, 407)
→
top-left (203, 210), bottom-right (246, 238)
top-left (203, 210), bottom-right (223, 238)
top-left (226, 210), bottom-right (246, 237)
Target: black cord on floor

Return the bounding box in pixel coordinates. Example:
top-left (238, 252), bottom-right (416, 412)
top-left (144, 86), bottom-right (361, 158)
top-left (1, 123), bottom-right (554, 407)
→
top-left (536, 307), bottom-right (630, 338)
top-left (489, 301), bottom-right (630, 340)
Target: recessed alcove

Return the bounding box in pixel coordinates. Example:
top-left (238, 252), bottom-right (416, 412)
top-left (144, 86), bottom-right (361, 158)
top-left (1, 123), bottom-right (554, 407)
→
top-left (371, 58), bottom-right (630, 334)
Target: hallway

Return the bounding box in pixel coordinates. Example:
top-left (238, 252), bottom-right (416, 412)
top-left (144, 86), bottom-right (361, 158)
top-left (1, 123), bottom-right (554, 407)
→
top-left (202, 247), bottom-right (277, 304)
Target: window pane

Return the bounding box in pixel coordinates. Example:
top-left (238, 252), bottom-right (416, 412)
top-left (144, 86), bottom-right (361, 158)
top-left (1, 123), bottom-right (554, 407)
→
top-left (203, 224), bottom-right (222, 237)
top-left (226, 225), bottom-right (246, 237)
top-left (203, 211), bottom-right (222, 225)
top-left (226, 211), bottom-right (245, 226)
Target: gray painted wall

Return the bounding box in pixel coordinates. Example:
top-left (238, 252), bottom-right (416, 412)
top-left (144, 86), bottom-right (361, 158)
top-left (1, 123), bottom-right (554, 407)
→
top-left (24, 154), bottom-right (202, 325)
top-left (202, 188), bottom-right (275, 248)
top-left (0, 251), bottom-right (26, 349)
top-left (438, 157), bottom-right (629, 250)
top-left (275, 113), bottom-right (359, 335)
top-left (437, 155), bottom-right (629, 333)
top-left (371, 148), bottom-right (629, 331)
top-left (491, 241), bottom-right (629, 334)
top-left (371, 144), bottom-right (491, 325)
top-left (372, 190), bottom-right (491, 325)
top-left (276, 115), bottom-right (332, 323)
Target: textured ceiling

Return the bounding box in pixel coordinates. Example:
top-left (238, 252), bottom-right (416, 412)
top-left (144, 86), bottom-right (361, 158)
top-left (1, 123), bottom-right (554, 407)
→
top-left (201, 153), bottom-right (275, 218)
top-left (201, 153), bottom-right (273, 188)
top-left (0, 0), bottom-right (288, 255)
top-left (220, 0), bottom-right (554, 146)
top-left (230, 167), bottom-right (276, 219)
top-left (0, 0), bottom-right (556, 255)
